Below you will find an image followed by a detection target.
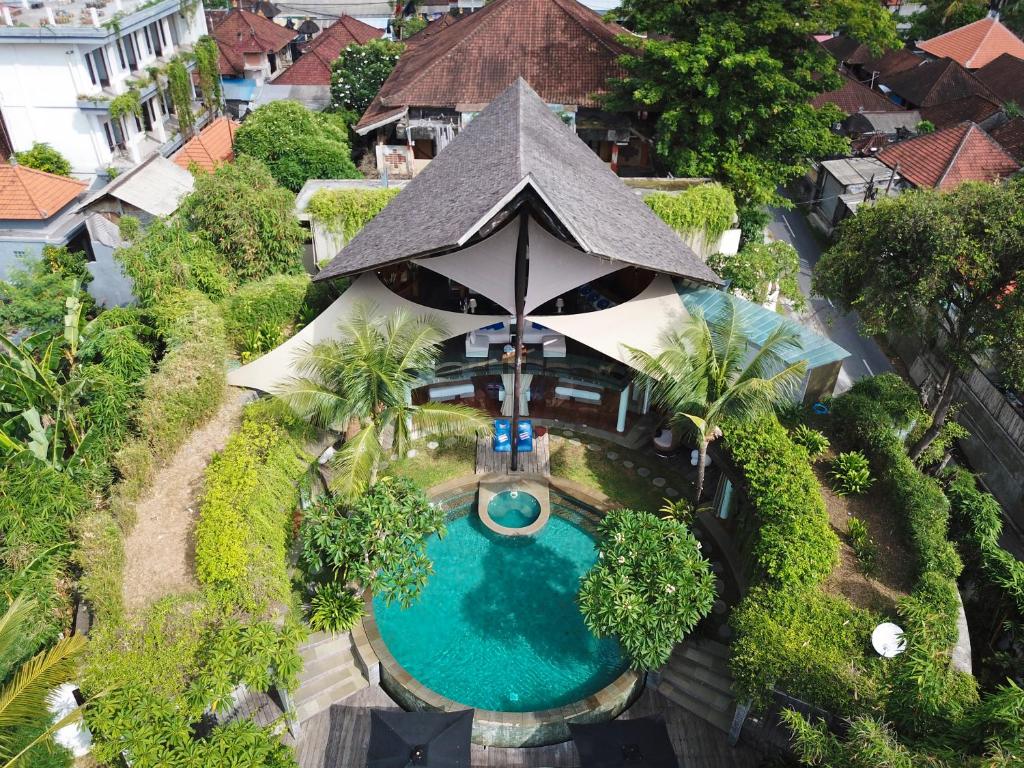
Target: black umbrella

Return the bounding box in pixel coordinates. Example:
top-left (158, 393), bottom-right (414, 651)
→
top-left (367, 709), bottom-right (473, 768)
top-left (569, 715), bottom-right (679, 768)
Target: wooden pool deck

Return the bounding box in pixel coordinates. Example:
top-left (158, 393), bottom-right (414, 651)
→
top-left (295, 684), bottom-right (762, 768)
top-left (475, 433), bottom-right (551, 475)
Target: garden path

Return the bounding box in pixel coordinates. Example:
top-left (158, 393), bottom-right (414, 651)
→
top-left (121, 387), bottom-right (254, 613)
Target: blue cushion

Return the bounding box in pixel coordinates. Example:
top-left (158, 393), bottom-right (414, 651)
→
top-left (494, 418), bottom-right (511, 433)
top-left (482, 322), bottom-right (505, 331)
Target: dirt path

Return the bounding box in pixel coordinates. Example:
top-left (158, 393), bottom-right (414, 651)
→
top-left (121, 388), bottom-right (253, 614)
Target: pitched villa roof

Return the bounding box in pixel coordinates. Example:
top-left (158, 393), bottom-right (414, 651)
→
top-left (355, 0), bottom-right (634, 133)
top-left (991, 116), bottom-right (1024, 161)
top-left (877, 121), bottom-right (1020, 189)
top-left (975, 52), bottom-right (1024, 105)
top-left (213, 8), bottom-right (296, 75)
top-left (812, 72), bottom-right (904, 113)
top-left (318, 79), bottom-right (721, 286)
top-left (920, 93), bottom-right (1002, 129)
top-left (172, 117), bottom-right (239, 173)
top-left (881, 56), bottom-right (998, 107)
top-left (918, 16), bottom-right (1024, 69)
top-left (274, 16), bottom-right (380, 86)
top-left (0, 163), bottom-right (86, 220)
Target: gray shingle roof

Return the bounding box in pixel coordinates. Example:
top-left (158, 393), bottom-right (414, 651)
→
top-left (316, 79), bottom-right (721, 285)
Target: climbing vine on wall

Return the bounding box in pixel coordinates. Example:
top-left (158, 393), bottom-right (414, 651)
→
top-left (194, 36), bottom-right (221, 116)
top-left (167, 59), bottom-right (195, 136)
top-left (306, 187), bottom-right (400, 239)
top-left (109, 88), bottom-right (142, 121)
top-left (644, 183), bottom-right (737, 240)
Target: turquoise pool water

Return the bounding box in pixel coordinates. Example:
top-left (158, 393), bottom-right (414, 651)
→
top-left (487, 489), bottom-right (541, 528)
top-left (372, 508), bottom-right (628, 712)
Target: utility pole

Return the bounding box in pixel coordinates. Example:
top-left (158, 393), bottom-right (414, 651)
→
top-left (884, 162), bottom-right (899, 196)
top-left (509, 207), bottom-right (529, 471)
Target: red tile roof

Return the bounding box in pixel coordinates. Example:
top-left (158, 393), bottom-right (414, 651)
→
top-left (877, 121), bottom-right (1019, 189)
top-left (356, 0), bottom-right (633, 132)
top-left (820, 35), bottom-right (873, 65)
top-left (213, 8), bottom-right (296, 76)
top-left (861, 48), bottom-right (926, 78)
top-left (172, 117), bottom-right (239, 173)
top-left (881, 57), bottom-right (998, 107)
top-left (918, 16), bottom-right (1024, 69)
top-left (274, 16), bottom-right (381, 86)
top-left (812, 72), bottom-right (904, 113)
top-left (404, 12), bottom-right (462, 47)
top-left (0, 162), bottom-right (86, 221)
top-left (991, 116), bottom-right (1024, 161)
top-left (975, 52), bottom-right (1024, 105)
top-left (920, 93), bottom-right (1003, 129)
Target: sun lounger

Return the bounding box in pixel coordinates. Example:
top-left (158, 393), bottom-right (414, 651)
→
top-left (493, 419), bottom-right (511, 453)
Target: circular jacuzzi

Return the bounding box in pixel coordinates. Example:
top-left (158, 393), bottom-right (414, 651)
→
top-left (364, 487), bottom-right (642, 746)
top-left (487, 489), bottom-right (541, 528)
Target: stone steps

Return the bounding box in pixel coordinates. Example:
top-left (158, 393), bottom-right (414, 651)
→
top-left (293, 630), bottom-right (368, 723)
top-left (657, 638), bottom-right (735, 734)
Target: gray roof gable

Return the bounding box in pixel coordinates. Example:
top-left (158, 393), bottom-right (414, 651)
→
top-left (315, 79), bottom-right (721, 285)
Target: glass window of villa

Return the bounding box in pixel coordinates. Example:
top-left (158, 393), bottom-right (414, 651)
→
top-left (142, 27), bottom-right (152, 55)
top-left (86, 47), bottom-right (110, 88)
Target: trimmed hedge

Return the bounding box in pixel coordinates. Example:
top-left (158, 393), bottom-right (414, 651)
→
top-left (724, 417), bottom-right (839, 587)
top-left (221, 274), bottom-right (310, 352)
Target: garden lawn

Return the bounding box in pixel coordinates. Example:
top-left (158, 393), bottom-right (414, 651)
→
top-left (384, 437), bottom-right (476, 489)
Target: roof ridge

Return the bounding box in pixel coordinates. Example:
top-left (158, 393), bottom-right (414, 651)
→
top-left (936, 121), bottom-right (976, 188)
top-left (546, 0), bottom-right (630, 60)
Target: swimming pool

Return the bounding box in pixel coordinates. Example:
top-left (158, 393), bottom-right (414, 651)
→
top-left (371, 502), bottom-right (628, 713)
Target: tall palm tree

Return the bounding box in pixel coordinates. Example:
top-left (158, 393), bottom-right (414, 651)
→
top-left (277, 303), bottom-right (490, 499)
top-left (0, 596), bottom-right (86, 767)
top-left (629, 298), bottom-right (808, 503)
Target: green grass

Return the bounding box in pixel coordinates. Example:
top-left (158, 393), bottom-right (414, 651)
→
top-left (548, 432), bottom-right (693, 512)
top-left (384, 437), bottom-right (476, 489)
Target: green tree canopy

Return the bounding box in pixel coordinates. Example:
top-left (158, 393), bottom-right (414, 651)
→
top-left (813, 180), bottom-right (1024, 458)
top-left (904, 0), bottom-right (988, 42)
top-left (709, 240), bottom-right (805, 310)
top-left (606, 0), bottom-right (900, 207)
top-left (14, 143), bottom-right (71, 176)
top-left (330, 38), bottom-right (405, 120)
top-left (178, 155), bottom-right (306, 281)
top-left (578, 508), bottom-right (715, 670)
top-left (233, 101), bottom-right (360, 192)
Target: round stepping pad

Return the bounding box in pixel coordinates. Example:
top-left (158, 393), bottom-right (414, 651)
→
top-left (637, 467), bottom-right (651, 478)
top-left (652, 477), bottom-right (666, 487)
top-left (665, 487), bottom-right (679, 497)
top-left (427, 441), bottom-right (439, 450)
top-left (623, 460), bottom-right (634, 469)
top-left (716, 624), bottom-right (733, 641)
top-left (606, 451), bottom-right (619, 461)
top-left (712, 599), bottom-right (728, 615)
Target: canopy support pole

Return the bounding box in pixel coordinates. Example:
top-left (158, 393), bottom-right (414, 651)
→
top-left (510, 209), bottom-right (529, 470)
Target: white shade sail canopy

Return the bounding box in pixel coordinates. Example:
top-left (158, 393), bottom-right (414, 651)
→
top-left (413, 218), bottom-right (623, 313)
top-left (530, 275), bottom-right (687, 369)
top-left (227, 273), bottom-right (507, 393)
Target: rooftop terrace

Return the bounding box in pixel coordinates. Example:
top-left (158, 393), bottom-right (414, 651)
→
top-left (0, 0), bottom-right (177, 37)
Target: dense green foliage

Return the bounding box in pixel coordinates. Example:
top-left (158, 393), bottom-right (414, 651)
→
top-left (305, 187), bottom-right (400, 240)
top-left (709, 240), bottom-right (804, 310)
top-left (830, 451), bottom-right (873, 496)
top-left (330, 38), bottom-right (405, 117)
top-left (195, 413), bottom-right (309, 610)
top-left (194, 35), bottom-right (222, 113)
top-left (14, 143), bottom-right (71, 176)
top-left (0, 248), bottom-right (93, 335)
top-left (905, 0), bottom-right (987, 41)
top-left (643, 184), bottom-right (737, 240)
top-left (234, 101), bottom-right (360, 191)
top-left (308, 581), bottom-right (365, 633)
top-left (607, 0), bottom-right (899, 205)
top-left (300, 477), bottom-right (444, 609)
top-left (166, 58), bottom-right (195, 135)
top-left (578, 509), bottom-right (714, 670)
top-left (221, 273), bottom-right (311, 357)
top-left (178, 156), bottom-right (306, 281)
top-left (847, 517), bottom-right (878, 577)
top-left (791, 424), bottom-right (830, 459)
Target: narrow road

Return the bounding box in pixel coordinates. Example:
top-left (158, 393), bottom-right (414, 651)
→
top-left (767, 203), bottom-right (893, 392)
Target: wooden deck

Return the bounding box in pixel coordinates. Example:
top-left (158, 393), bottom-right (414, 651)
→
top-left (475, 433), bottom-right (550, 475)
top-left (295, 684), bottom-right (762, 768)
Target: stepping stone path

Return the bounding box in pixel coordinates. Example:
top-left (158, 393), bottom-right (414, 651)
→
top-left (427, 441), bottom-right (439, 450)
top-left (407, 449), bottom-right (417, 458)
top-left (637, 467), bottom-right (651, 478)
top-left (587, 444), bottom-right (600, 452)
top-left (563, 430), bottom-right (575, 437)
top-left (652, 477), bottom-right (666, 487)
top-left (712, 599), bottom-right (728, 616)
top-left (665, 487), bottom-right (679, 497)
top-left (623, 460), bottom-right (634, 469)
top-left (606, 451), bottom-right (619, 461)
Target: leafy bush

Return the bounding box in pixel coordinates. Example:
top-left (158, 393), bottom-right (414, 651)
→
top-left (709, 240), bottom-right (805, 310)
top-left (330, 38), bottom-right (405, 116)
top-left (234, 101), bottom-right (360, 191)
top-left (300, 477), bottom-right (444, 608)
top-left (830, 451), bottom-right (873, 496)
top-left (14, 142), bottom-right (71, 176)
top-left (195, 409), bottom-right (309, 610)
top-left (578, 509), bottom-right (715, 670)
top-left (73, 505), bottom-right (125, 624)
top-left (305, 187), bottom-right (400, 240)
top-left (178, 156), bottom-right (306, 280)
top-left (791, 424), bottom-right (830, 459)
top-left (847, 517), bottom-right (877, 577)
top-left (0, 252), bottom-right (94, 335)
top-left (308, 582), bottom-right (365, 633)
top-left (221, 273), bottom-right (310, 354)
top-left (644, 183), bottom-right (737, 240)
top-left (724, 416), bottom-right (838, 587)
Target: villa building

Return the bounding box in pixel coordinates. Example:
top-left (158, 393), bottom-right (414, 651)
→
top-left (916, 15), bottom-right (1024, 69)
top-left (0, 0), bottom-right (208, 178)
top-left (212, 7), bottom-right (296, 84)
top-left (231, 80), bottom-right (848, 440)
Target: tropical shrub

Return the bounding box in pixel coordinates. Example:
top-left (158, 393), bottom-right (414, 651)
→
top-left (234, 101), bottom-right (360, 191)
top-left (300, 477), bottom-right (444, 608)
top-left (14, 142), bottom-right (71, 176)
top-left (0, 250), bottom-right (93, 334)
top-left (578, 509), bottom-right (715, 670)
top-left (308, 582), bottom-right (365, 633)
top-left (644, 183), bottom-right (737, 240)
top-left (791, 424), bottom-right (830, 459)
top-left (305, 187), bottom-right (400, 240)
top-left (178, 155), bottom-right (306, 280)
top-left (330, 38), bottom-right (405, 117)
top-left (846, 517), bottom-right (877, 577)
top-left (709, 240), bottom-right (805, 310)
top-left (221, 273), bottom-right (311, 354)
top-left (830, 451), bottom-right (873, 496)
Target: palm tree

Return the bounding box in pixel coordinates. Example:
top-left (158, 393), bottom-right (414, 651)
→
top-left (0, 596), bottom-right (86, 767)
top-left (277, 303), bottom-right (490, 499)
top-left (629, 298), bottom-right (808, 503)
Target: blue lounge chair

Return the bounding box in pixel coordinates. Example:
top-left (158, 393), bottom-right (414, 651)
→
top-left (493, 419), bottom-right (511, 453)
top-left (516, 419), bottom-right (534, 453)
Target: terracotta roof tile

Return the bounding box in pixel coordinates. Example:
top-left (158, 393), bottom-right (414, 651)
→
top-left (920, 93), bottom-right (1003, 129)
top-left (880, 57), bottom-right (998, 107)
top-left (861, 48), bottom-right (926, 78)
top-left (918, 16), bottom-right (1024, 69)
top-left (404, 12), bottom-right (462, 47)
top-left (812, 72), bottom-right (904, 113)
top-left (274, 16), bottom-right (381, 86)
top-left (820, 35), bottom-right (873, 65)
top-left (975, 52), bottom-right (1024, 105)
top-left (172, 117), bottom-right (239, 173)
top-left (877, 121), bottom-right (1019, 189)
top-left (0, 163), bottom-right (86, 221)
top-left (212, 8), bottom-right (296, 75)
top-left (991, 115), bottom-right (1024, 161)
top-left (356, 0), bottom-right (633, 132)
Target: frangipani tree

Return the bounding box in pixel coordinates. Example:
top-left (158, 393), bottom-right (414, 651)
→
top-left (629, 298), bottom-right (808, 502)
top-left (276, 303), bottom-right (489, 499)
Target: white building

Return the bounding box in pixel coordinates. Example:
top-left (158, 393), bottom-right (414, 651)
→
top-left (0, 0), bottom-right (209, 180)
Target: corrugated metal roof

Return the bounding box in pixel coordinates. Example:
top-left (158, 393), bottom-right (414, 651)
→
top-left (675, 283), bottom-right (851, 369)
